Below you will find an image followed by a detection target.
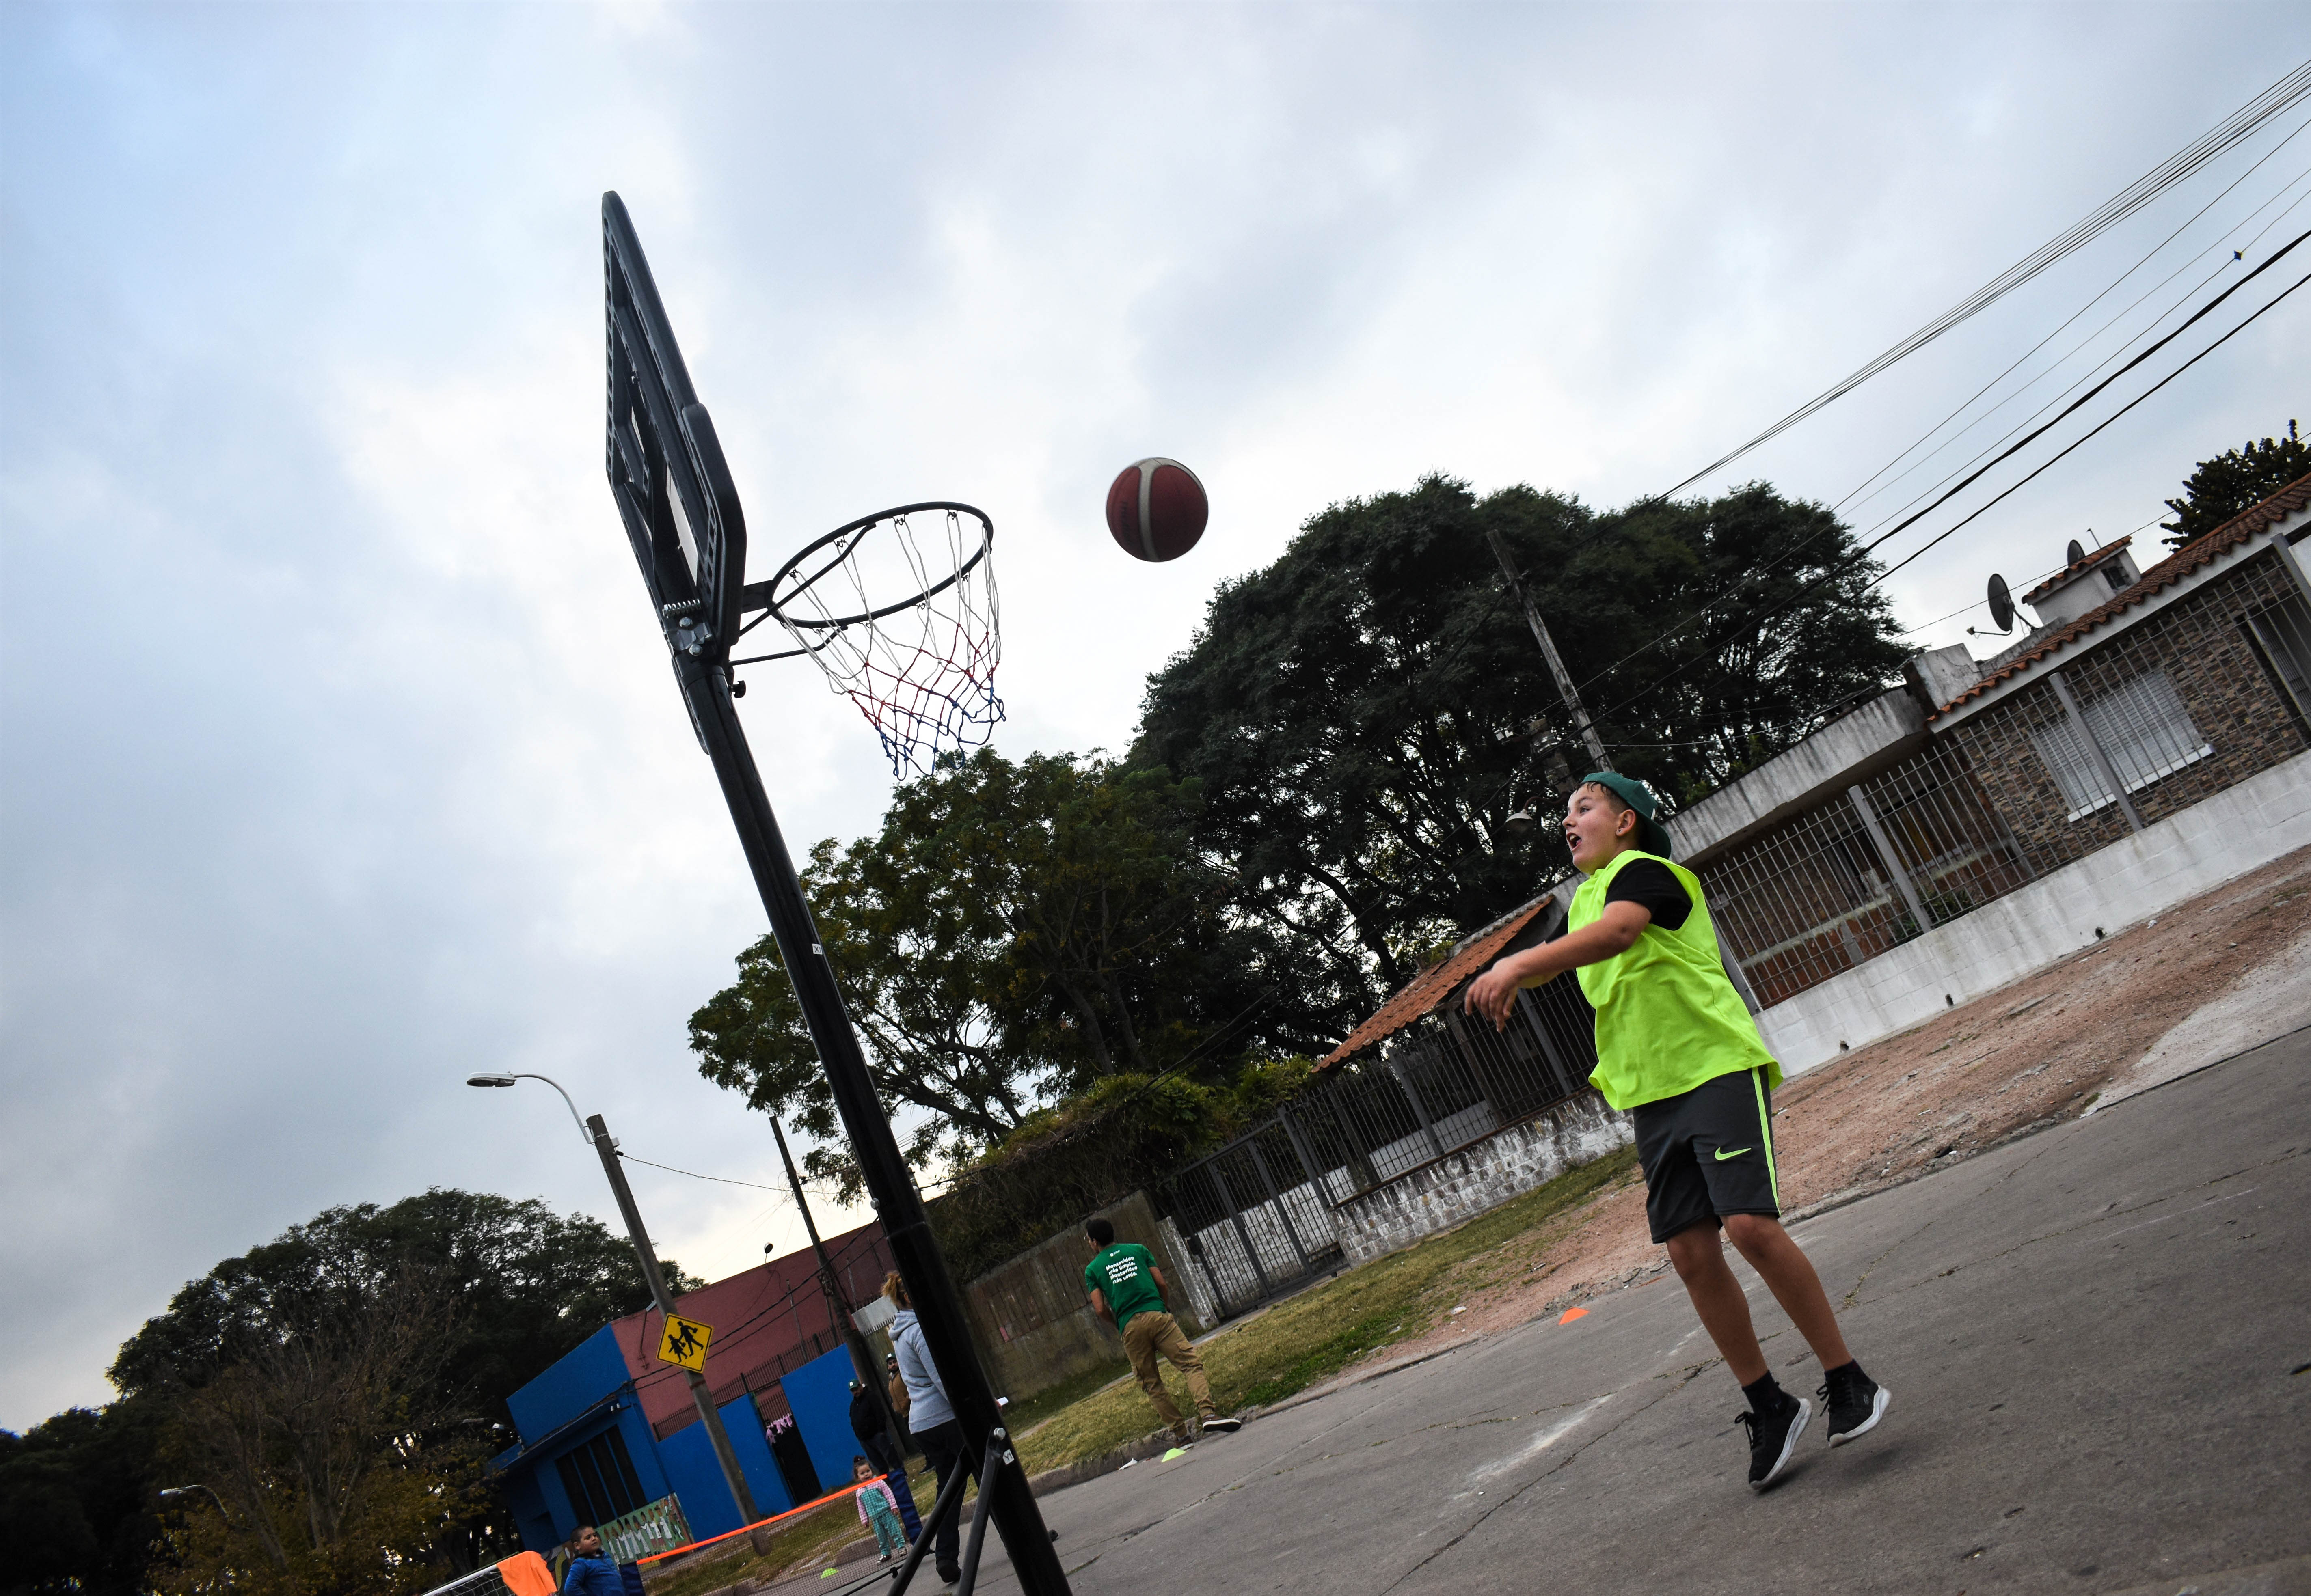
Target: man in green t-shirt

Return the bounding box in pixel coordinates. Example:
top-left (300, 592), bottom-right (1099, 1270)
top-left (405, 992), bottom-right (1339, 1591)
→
top-left (1082, 1218), bottom-right (1240, 1444)
top-left (1466, 772), bottom-right (1890, 1492)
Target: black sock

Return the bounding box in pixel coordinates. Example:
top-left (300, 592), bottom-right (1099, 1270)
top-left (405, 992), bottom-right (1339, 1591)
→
top-left (1823, 1359), bottom-right (1864, 1382)
top-left (1742, 1372), bottom-right (1786, 1413)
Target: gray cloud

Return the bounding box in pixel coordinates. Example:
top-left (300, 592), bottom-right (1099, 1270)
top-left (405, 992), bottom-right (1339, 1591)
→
top-left (5, 1), bottom-right (2307, 1428)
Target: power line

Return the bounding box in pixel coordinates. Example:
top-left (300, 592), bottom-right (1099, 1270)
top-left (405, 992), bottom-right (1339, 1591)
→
top-left (1857, 247), bottom-right (2311, 589)
top-left (1542, 158), bottom-right (2311, 719)
top-left (1655, 60), bottom-right (2311, 499)
top-left (1571, 225), bottom-right (2311, 704)
top-left (1895, 547), bottom-right (2093, 637)
top-left (1583, 251), bottom-right (2311, 734)
top-left (620, 1153), bottom-right (786, 1193)
top-left (1840, 145), bottom-right (2311, 528)
top-left (1840, 170), bottom-right (2311, 547)
top-left (619, 1150), bottom-right (845, 1202)
top-left (1835, 115), bottom-right (2311, 521)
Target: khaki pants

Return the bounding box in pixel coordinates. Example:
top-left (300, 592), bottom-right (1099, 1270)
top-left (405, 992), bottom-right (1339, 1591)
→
top-left (1122, 1311), bottom-right (1213, 1439)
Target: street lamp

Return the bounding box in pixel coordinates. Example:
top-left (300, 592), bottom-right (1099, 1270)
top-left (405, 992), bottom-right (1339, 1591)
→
top-left (465, 1073), bottom-right (589, 1145)
top-left (157, 1485), bottom-right (234, 1523)
top-left (465, 1071), bottom-right (760, 1525)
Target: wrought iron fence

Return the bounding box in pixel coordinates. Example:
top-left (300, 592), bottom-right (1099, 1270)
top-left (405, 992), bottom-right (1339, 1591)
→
top-left (1154, 967), bottom-right (1598, 1321)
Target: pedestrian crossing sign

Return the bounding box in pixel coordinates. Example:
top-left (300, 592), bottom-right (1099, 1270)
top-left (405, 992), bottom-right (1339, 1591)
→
top-left (658, 1314), bottom-right (713, 1370)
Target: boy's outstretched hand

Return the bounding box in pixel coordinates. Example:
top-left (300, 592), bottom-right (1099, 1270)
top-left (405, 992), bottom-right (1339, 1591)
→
top-left (1462, 901), bottom-right (1654, 1029)
top-left (1464, 961), bottom-right (1536, 1027)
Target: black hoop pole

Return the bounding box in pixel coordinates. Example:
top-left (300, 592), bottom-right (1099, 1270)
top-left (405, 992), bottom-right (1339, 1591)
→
top-left (887, 1456), bottom-right (971, 1596)
top-left (951, 1432), bottom-right (1008, 1596)
top-left (602, 192), bottom-right (1054, 1591)
top-left (672, 646), bottom-right (1068, 1596)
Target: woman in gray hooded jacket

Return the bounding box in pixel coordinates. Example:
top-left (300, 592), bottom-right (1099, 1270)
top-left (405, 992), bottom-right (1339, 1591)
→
top-left (883, 1271), bottom-right (975, 1586)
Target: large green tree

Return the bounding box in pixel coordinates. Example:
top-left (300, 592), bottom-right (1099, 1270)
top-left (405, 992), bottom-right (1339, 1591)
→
top-left (147, 1269), bottom-right (487, 1596)
top-left (0, 1402), bottom-right (162, 1596)
top-left (691, 750), bottom-right (1325, 1197)
top-left (15, 1190), bottom-right (696, 1596)
top-left (111, 1189), bottom-right (697, 1429)
top-left (2160, 420), bottom-right (2308, 546)
top-left (1132, 475), bottom-right (1907, 1014)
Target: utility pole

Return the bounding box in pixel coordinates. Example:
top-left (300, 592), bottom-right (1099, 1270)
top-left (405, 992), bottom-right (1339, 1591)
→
top-left (587, 1112), bottom-right (760, 1525)
top-left (1483, 525), bottom-right (1612, 772)
top-left (769, 1118), bottom-right (904, 1449)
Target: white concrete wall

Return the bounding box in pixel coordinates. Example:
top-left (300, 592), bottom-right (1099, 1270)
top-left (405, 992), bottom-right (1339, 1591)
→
top-left (1670, 689), bottom-right (1929, 864)
top-left (1759, 749), bottom-right (2311, 1076)
top-left (1333, 1095), bottom-right (1631, 1264)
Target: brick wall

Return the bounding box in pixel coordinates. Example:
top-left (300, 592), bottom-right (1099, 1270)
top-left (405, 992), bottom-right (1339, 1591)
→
top-left (1950, 551), bottom-right (2311, 875)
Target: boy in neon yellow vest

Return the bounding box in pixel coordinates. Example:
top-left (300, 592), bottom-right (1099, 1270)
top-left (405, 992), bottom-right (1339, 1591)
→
top-left (1466, 772), bottom-right (1890, 1491)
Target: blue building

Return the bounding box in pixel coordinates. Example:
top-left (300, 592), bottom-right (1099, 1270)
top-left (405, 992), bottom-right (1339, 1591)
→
top-left (489, 1325), bottom-right (864, 1555)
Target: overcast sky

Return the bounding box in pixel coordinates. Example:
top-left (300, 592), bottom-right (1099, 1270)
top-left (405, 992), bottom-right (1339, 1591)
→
top-left (4, 3), bottom-right (2306, 1430)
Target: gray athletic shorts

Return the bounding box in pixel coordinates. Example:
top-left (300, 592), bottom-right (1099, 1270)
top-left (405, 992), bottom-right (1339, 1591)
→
top-left (1631, 1067), bottom-right (1783, 1243)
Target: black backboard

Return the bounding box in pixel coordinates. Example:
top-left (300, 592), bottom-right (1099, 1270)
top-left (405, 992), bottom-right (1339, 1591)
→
top-left (602, 192), bottom-right (747, 662)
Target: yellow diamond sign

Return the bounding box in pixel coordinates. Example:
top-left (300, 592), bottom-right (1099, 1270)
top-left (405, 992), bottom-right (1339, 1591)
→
top-left (657, 1313), bottom-right (713, 1370)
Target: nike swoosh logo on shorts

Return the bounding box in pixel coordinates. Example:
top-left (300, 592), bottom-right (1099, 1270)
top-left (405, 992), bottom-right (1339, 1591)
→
top-left (1716, 1146), bottom-right (1751, 1161)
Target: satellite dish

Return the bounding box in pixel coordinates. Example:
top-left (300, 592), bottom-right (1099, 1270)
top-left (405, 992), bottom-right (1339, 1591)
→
top-left (1987, 573), bottom-right (2015, 632)
top-left (2067, 538), bottom-right (2087, 568)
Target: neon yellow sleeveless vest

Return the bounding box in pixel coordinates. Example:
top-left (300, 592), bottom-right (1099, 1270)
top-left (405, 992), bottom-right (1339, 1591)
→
top-left (1568, 848), bottom-right (1780, 1111)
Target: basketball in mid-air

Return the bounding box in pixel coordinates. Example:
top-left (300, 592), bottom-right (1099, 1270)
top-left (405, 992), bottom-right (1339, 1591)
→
top-left (1106, 458), bottom-right (1208, 562)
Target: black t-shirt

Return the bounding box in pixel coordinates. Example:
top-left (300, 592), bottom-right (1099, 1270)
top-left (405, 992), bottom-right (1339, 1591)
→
top-left (1604, 859), bottom-right (1691, 930)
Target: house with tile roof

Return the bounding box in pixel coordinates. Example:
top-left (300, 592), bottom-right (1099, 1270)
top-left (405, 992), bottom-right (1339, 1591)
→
top-left (1624, 470), bottom-right (2311, 1074)
top-left (1166, 476), bottom-right (2311, 1289)
top-left (1110, 478), bottom-right (2311, 1328)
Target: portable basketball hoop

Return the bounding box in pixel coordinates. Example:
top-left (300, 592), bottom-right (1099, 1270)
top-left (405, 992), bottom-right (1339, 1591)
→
top-left (732, 500), bottom-right (1003, 779)
top-left (597, 192), bottom-right (1066, 1596)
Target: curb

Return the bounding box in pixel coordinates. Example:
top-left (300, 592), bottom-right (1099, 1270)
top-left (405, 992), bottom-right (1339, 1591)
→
top-left (1024, 1430), bottom-right (1192, 1497)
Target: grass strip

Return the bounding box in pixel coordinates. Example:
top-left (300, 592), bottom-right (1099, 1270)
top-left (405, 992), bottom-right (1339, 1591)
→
top-left (1014, 1143), bottom-right (1639, 1475)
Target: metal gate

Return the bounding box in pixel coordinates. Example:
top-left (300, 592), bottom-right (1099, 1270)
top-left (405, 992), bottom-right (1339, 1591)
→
top-left (1155, 1113), bottom-right (1344, 1321)
top-left (1155, 975), bottom-right (1598, 1322)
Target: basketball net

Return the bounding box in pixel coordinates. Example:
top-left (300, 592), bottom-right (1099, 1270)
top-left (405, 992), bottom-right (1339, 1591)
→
top-left (768, 506), bottom-right (1003, 779)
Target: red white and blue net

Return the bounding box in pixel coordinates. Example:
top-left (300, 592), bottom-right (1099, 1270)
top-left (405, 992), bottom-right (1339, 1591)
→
top-left (762, 505), bottom-right (1003, 779)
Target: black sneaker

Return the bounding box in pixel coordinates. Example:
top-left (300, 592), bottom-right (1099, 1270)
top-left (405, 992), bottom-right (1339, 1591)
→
top-left (1200, 1415), bottom-right (1242, 1434)
top-left (1820, 1363), bottom-right (1890, 1446)
top-left (1736, 1392), bottom-right (1810, 1490)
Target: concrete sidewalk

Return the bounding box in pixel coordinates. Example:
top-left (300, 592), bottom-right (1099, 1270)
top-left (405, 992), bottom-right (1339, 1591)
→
top-left (812, 1025), bottom-right (2307, 1596)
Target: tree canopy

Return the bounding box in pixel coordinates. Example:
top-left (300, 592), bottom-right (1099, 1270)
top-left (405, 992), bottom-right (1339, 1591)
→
top-left (0, 1403), bottom-right (161, 1596)
top-left (1131, 475), bottom-right (1908, 1015)
top-left (13, 1190), bottom-right (693, 1596)
top-left (112, 1188), bottom-right (697, 1426)
top-left (2161, 420), bottom-right (2308, 546)
top-left (691, 749), bottom-right (1328, 1197)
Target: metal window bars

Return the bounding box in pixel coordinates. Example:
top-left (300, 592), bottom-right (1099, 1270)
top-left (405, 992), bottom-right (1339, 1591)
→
top-left (1706, 551), bottom-right (2311, 1007)
top-left (2242, 587), bottom-right (2311, 737)
top-left (1698, 741), bottom-right (2033, 1009)
top-left (1955, 548), bottom-right (2311, 874)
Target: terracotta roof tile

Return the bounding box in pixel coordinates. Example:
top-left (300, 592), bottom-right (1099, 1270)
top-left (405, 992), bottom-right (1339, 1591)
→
top-left (1933, 471), bottom-right (2311, 717)
top-left (1317, 895), bottom-right (1555, 1068)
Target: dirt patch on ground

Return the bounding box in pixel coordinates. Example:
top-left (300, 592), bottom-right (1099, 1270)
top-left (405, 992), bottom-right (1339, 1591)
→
top-left (1356, 844), bottom-right (2311, 1367)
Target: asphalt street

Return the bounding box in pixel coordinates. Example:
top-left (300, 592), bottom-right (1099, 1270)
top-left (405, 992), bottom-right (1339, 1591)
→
top-left (791, 1028), bottom-right (2311, 1596)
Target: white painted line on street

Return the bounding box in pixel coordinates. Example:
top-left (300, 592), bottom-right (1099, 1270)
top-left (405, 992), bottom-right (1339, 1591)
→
top-left (1465, 1395), bottom-right (1613, 1484)
top-left (2088, 1187), bottom-right (2258, 1244)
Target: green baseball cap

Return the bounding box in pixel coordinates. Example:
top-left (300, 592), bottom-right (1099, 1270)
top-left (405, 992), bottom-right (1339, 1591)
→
top-left (1579, 771), bottom-right (1674, 858)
